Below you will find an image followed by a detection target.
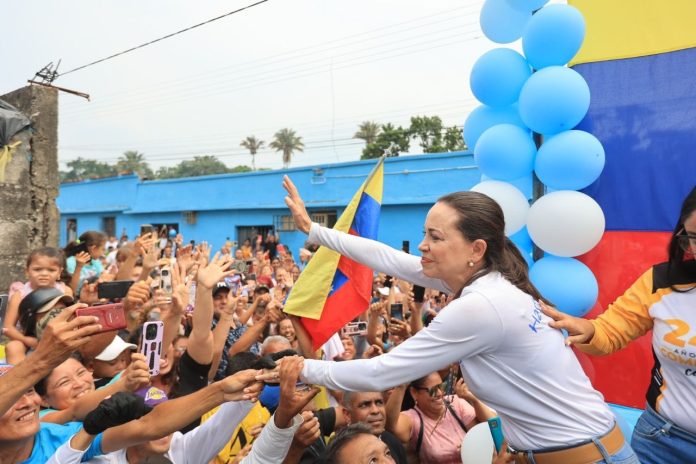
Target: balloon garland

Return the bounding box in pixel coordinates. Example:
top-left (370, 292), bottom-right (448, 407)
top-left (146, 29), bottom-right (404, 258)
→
top-left (466, 1), bottom-right (605, 317)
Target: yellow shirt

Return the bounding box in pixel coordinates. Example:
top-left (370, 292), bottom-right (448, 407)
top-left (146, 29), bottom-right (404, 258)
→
top-left (200, 401), bottom-right (270, 463)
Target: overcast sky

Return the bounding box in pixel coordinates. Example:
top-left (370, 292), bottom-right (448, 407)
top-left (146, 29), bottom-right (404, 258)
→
top-left (1, 0), bottom-right (558, 171)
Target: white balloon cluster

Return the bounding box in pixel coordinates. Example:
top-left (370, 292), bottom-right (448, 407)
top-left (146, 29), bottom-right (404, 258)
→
top-left (466, 0), bottom-right (606, 317)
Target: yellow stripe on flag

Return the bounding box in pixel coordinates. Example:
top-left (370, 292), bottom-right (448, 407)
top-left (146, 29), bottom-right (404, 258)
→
top-left (569, 0), bottom-right (696, 66)
top-left (284, 158), bottom-right (384, 320)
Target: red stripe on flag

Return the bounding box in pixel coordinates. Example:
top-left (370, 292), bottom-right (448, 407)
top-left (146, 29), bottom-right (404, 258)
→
top-left (301, 255), bottom-right (373, 350)
top-left (576, 230), bottom-right (671, 408)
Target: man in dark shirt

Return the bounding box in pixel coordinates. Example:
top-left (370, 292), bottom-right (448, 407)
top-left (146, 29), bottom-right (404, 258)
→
top-left (342, 391), bottom-right (407, 464)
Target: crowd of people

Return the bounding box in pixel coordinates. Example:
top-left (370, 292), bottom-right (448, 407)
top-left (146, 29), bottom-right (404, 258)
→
top-left (0, 180), bottom-right (694, 464)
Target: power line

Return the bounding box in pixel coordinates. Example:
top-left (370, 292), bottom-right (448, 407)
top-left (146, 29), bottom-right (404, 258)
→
top-left (60, 30), bottom-right (480, 120)
top-left (59, 20), bottom-right (479, 117)
top-left (60, 4), bottom-right (479, 108)
top-left (58, 0), bottom-right (271, 78)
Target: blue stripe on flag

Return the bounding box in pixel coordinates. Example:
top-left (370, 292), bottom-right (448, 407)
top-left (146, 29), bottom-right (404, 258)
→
top-left (352, 192), bottom-right (381, 239)
top-left (328, 268), bottom-right (349, 297)
top-left (575, 47), bottom-right (696, 231)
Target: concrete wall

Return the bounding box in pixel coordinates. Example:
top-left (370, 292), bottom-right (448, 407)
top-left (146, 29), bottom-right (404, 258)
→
top-left (0, 85), bottom-right (59, 291)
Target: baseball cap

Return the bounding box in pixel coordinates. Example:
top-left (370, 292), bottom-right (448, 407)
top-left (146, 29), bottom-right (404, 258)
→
top-left (95, 335), bottom-right (137, 362)
top-left (20, 288), bottom-right (74, 316)
top-left (213, 282), bottom-right (231, 296)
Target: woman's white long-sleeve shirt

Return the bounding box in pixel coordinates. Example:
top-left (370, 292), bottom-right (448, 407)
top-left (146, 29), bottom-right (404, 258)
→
top-left (301, 223), bottom-right (615, 450)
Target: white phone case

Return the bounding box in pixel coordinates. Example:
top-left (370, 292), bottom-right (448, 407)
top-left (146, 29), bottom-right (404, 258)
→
top-left (141, 321), bottom-right (164, 376)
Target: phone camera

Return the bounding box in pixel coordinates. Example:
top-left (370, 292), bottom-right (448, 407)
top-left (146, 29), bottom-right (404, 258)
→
top-left (145, 324), bottom-right (158, 340)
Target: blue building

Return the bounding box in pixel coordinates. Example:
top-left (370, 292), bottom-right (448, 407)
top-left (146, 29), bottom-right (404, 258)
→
top-left (57, 152), bottom-right (484, 256)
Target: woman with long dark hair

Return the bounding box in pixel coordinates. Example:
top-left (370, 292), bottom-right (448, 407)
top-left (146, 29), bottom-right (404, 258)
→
top-left (266, 176), bottom-right (639, 464)
top-left (542, 186), bottom-right (696, 464)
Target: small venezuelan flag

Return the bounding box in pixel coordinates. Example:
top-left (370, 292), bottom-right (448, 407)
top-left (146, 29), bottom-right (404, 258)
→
top-left (284, 157), bottom-right (384, 349)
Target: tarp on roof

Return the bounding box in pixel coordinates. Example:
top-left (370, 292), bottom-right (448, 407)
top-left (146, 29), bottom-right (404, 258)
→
top-left (0, 99), bottom-right (31, 146)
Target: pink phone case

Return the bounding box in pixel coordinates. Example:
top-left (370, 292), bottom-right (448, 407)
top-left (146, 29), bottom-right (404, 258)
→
top-left (140, 321), bottom-right (164, 376)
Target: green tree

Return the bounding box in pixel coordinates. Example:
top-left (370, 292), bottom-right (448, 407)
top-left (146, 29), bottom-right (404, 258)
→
top-left (443, 126), bottom-right (467, 152)
top-left (116, 150), bottom-right (153, 178)
top-left (269, 128), bottom-right (304, 169)
top-left (361, 123), bottom-right (410, 159)
top-left (61, 157), bottom-right (117, 182)
top-left (408, 116), bottom-right (447, 153)
top-left (240, 136), bottom-right (264, 171)
top-left (353, 121), bottom-right (381, 146)
top-left (156, 155), bottom-right (231, 179)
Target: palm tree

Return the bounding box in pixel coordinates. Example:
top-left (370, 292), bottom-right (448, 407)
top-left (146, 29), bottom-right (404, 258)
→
top-left (116, 150), bottom-right (153, 178)
top-left (353, 121), bottom-right (381, 146)
top-left (269, 128), bottom-right (304, 169)
top-left (240, 136), bottom-right (264, 171)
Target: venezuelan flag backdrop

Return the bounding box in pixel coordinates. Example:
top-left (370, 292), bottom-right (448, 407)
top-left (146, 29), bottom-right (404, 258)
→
top-left (569, 0), bottom-right (696, 408)
top-left (284, 158), bottom-right (384, 349)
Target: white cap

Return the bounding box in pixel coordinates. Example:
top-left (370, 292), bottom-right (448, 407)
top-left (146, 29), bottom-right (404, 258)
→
top-left (95, 335), bottom-right (137, 361)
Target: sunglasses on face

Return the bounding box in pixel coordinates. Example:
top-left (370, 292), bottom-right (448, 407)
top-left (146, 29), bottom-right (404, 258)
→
top-left (676, 228), bottom-right (696, 252)
top-left (414, 383), bottom-right (445, 397)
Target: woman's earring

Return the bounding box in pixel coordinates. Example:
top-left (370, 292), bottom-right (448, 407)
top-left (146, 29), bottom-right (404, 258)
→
top-left (468, 260), bottom-right (475, 267)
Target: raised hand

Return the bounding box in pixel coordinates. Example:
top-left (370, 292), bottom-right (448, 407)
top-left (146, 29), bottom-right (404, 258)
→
top-left (196, 242), bottom-right (211, 267)
top-left (282, 175), bottom-right (312, 234)
top-left (362, 344), bottom-right (384, 359)
top-left (388, 318), bottom-right (411, 339)
top-left (125, 280), bottom-right (151, 308)
top-left (79, 281), bottom-right (100, 305)
top-left (539, 301), bottom-right (595, 346)
top-left (293, 411), bottom-right (321, 447)
top-left (454, 378), bottom-right (476, 403)
top-left (274, 356), bottom-right (320, 428)
top-left (33, 304), bottom-right (101, 366)
top-left (75, 251), bottom-right (92, 266)
top-left (196, 252), bottom-right (235, 289)
top-left (122, 353), bottom-right (151, 392)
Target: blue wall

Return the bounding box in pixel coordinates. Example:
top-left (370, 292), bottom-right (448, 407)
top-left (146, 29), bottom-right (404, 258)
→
top-left (58, 153), bottom-right (481, 256)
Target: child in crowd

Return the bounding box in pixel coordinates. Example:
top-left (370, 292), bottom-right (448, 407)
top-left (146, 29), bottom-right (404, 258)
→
top-left (2, 248), bottom-right (73, 358)
top-left (64, 230), bottom-right (107, 294)
top-left (3, 288), bottom-right (75, 364)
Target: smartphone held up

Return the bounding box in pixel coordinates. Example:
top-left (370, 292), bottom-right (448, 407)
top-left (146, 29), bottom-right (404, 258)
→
top-left (140, 321), bottom-right (164, 376)
top-left (75, 303), bottom-right (127, 334)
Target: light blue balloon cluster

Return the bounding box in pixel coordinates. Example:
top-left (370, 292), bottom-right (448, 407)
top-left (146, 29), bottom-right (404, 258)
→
top-left (465, 1), bottom-right (607, 317)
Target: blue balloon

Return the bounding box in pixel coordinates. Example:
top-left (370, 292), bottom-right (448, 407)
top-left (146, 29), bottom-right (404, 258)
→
top-left (510, 226), bottom-right (533, 266)
top-left (475, 124), bottom-right (536, 181)
top-left (505, 0), bottom-right (549, 11)
top-left (470, 49), bottom-right (531, 108)
top-left (529, 256), bottom-right (598, 317)
top-left (609, 404), bottom-right (644, 440)
top-left (480, 0), bottom-right (532, 44)
top-left (463, 104), bottom-right (527, 149)
top-left (518, 66), bottom-right (590, 135)
top-left (523, 4), bottom-right (586, 69)
top-left (535, 130), bottom-right (605, 191)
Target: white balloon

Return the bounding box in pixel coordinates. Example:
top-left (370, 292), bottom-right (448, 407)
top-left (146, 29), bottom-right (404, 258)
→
top-left (471, 180), bottom-right (529, 236)
top-left (461, 422), bottom-right (496, 464)
top-left (527, 190), bottom-right (605, 257)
